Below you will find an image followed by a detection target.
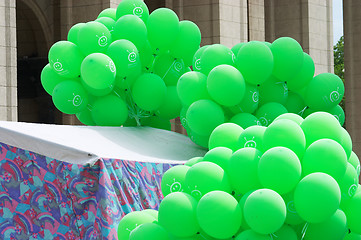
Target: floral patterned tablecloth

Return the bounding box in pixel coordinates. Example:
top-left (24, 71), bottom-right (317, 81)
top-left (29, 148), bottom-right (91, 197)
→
top-left (0, 142), bottom-right (176, 240)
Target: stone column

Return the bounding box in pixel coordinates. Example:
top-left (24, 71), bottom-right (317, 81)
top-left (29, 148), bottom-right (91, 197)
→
top-left (0, 0), bottom-right (17, 121)
top-left (248, 0), bottom-right (265, 41)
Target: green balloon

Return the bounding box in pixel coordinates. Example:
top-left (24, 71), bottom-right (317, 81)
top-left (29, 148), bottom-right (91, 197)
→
top-left (340, 163), bottom-right (359, 202)
top-left (344, 233), bottom-right (361, 240)
top-left (263, 119), bottom-right (306, 159)
top-left (158, 192), bottom-right (200, 238)
top-left (41, 63), bottom-right (67, 95)
top-left (67, 23), bottom-right (85, 45)
top-left (294, 172), bottom-right (341, 223)
top-left (231, 42), bottom-right (246, 56)
top-left (48, 41), bottom-right (84, 78)
top-left (305, 73), bottom-right (345, 111)
top-left (208, 123), bottom-right (244, 151)
top-left (129, 223), bottom-right (169, 240)
top-left (91, 94), bottom-right (128, 126)
top-left (287, 52), bottom-right (315, 91)
top-left (131, 73), bottom-right (166, 111)
top-left (95, 17), bottom-right (116, 32)
top-left (170, 20), bottom-right (201, 67)
top-left (282, 191), bottom-right (305, 225)
top-left (193, 45), bottom-right (209, 72)
top-left (106, 39), bottom-right (142, 81)
top-left (270, 37), bottom-right (304, 82)
top-left (274, 113), bottom-right (304, 125)
top-left (186, 99), bottom-right (225, 136)
top-left (274, 225), bottom-right (298, 240)
top-left (237, 125), bottom-right (266, 151)
top-left (300, 111), bottom-right (342, 147)
top-left (117, 211), bottom-right (156, 240)
top-left (200, 44), bottom-right (235, 75)
top-left (230, 113), bottom-right (260, 129)
top-left (244, 189), bottom-right (286, 234)
top-left (187, 129), bottom-right (210, 149)
top-left (76, 107), bottom-right (95, 126)
top-left (202, 147), bottom-right (232, 170)
top-left (235, 41), bottom-right (274, 85)
top-left (348, 152), bottom-right (361, 177)
top-left (255, 102), bottom-right (288, 127)
top-left (259, 77), bottom-right (288, 106)
top-left (185, 161), bottom-right (231, 200)
top-left (340, 127), bottom-right (352, 159)
top-left (329, 104), bottom-right (345, 126)
top-left (345, 190), bottom-right (361, 234)
top-left (52, 80), bottom-right (88, 114)
top-left (153, 53), bottom-right (186, 86)
top-left (77, 21), bottom-right (112, 55)
top-left (145, 116), bottom-right (171, 131)
top-left (180, 106), bottom-right (188, 129)
top-left (98, 8), bottom-right (117, 20)
top-left (185, 157), bottom-right (203, 167)
top-left (113, 14), bottom-right (147, 51)
top-left (142, 209), bottom-right (159, 220)
top-left (258, 147), bottom-right (301, 194)
top-left (139, 41), bottom-right (153, 70)
top-left (155, 86), bottom-right (182, 119)
top-left (177, 71), bottom-right (210, 107)
top-left (207, 64), bottom-right (246, 107)
top-left (229, 83), bottom-right (259, 114)
top-left (235, 230), bottom-right (272, 240)
top-left (228, 148), bottom-right (262, 194)
top-left (285, 91), bottom-right (306, 114)
top-left (197, 191), bottom-right (242, 239)
top-left (238, 191), bottom-right (253, 229)
top-left (302, 139), bottom-right (347, 182)
top-left (147, 8), bottom-right (179, 52)
top-left (161, 165), bottom-right (190, 197)
top-left (304, 209), bottom-right (347, 240)
top-left (116, 0), bottom-right (149, 22)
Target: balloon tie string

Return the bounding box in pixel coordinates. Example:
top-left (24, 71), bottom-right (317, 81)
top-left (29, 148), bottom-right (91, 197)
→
top-left (87, 104), bottom-right (93, 111)
top-left (149, 54), bottom-right (158, 73)
top-left (162, 59), bottom-right (176, 80)
top-left (298, 106), bottom-right (308, 117)
top-left (301, 222), bottom-right (309, 240)
top-left (270, 233), bottom-right (278, 239)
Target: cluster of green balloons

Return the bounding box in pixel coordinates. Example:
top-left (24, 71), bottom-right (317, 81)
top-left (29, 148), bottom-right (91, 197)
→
top-left (178, 37), bottom-right (345, 148)
top-left (118, 112), bottom-right (361, 240)
top-left (41, 0), bottom-right (201, 128)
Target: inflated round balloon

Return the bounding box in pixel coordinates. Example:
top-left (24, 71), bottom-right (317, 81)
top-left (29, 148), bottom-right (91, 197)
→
top-left (294, 172), bottom-right (341, 223)
top-left (177, 71), bottom-right (210, 106)
top-left (193, 45), bottom-right (209, 72)
top-left (228, 148), bottom-right (262, 194)
top-left (161, 165), bottom-right (190, 197)
top-left (302, 138), bottom-right (347, 182)
top-left (274, 113), bottom-right (304, 125)
top-left (106, 39), bottom-right (142, 81)
top-left (113, 14), bottom-right (147, 51)
top-left (129, 222), bottom-right (169, 240)
top-left (67, 23), bottom-right (85, 45)
top-left (185, 161), bottom-right (231, 200)
top-left (344, 188), bottom-right (361, 234)
top-left (263, 119), bottom-right (306, 159)
top-left (52, 80), bottom-right (89, 114)
top-left (304, 73), bottom-right (345, 111)
top-left (41, 63), bottom-right (68, 95)
top-left (287, 52), bottom-right (315, 91)
top-left (258, 147), bottom-right (301, 194)
top-left (81, 53), bottom-right (116, 96)
top-left (185, 156), bottom-right (203, 167)
top-left (48, 41), bottom-right (84, 78)
top-left (200, 44), bottom-right (235, 75)
top-left (142, 209), bottom-right (159, 220)
top-left (131, 73), bottom-right (166, 111)
top-left (117, 211), bottom-right (156, 240)
top-left (348, 151), bottom-right (361, 177)
top-left (202, 147), bottom-right (232, 171)
top-left (340, 163), bottom-right (359, 202)
top-left (235, 41), bottom-right (274, 85)
top-left (274, 225), bottom-right (298, 240)
top-left (230, 113), bottom-right (260, 129)
top-left (304, 209), bottom-right (347, 240)
top-left (243, 189), bottom-right (286, 234)
top-left (282, 191), bottom-right (305, 225)
top-left (95, 17), bottom-right (116, 32)
top-left (229, 83), bottom-right (259, 114)
top-left (139, 40), bottom-right (153, 69)
top-left (158, 192), bottom-right (200, 238)
top-left (76, 108), bottom-right (96, 126)
top-left (255, 102), bottom-right (288, 127)
top-left (231, 42), bottom-right (246, 56)
top-left (339, 127), bottom-right (352, 159)
top-left (91, 94), bottom-right (128, 126)
top-left (237, 125), bottom-right (266, 151)
top-left (344, 233), bottom-right (361, 240)
top-left (207, 64), bottom-right (245, 107)
top-left (235, 230), bottom-right (272, 240)
top-left (270, 37), bottom-right (304, 82)
top-left (197, 191), bottom-right (242, 239)
top-left (285, 91), bottom-right (306, 114)
top-left (238, 191), bottom-right (253, 229)
top-left (116, 0), bottom-right (149, 22)
top-left (329, 104), bottom-right (345, 126)
top-left (187, 129), bottom-right (210, 149)
top-left (170, 20), bottom-right (201, 67)
top-left (186, 99), bottom-right (225, 136)
top-left (208, 123), bottom-right (244, 151)
top-left (147, 8), bottom-right (179, 52)
top-left (155, 86), bottom-right (181, 119)
top-left (145, 116), bottom-right (171, 130)
top-left (301, 111), bottom-right (342, 147)
top-left (153, 53), bottom-right (186, 86)
top-left (97, 8), bottom-right (117, 20)
top-left (258, 77), bottom-right (288, 106)
top-left (77, 21), bottom-right (112, 55)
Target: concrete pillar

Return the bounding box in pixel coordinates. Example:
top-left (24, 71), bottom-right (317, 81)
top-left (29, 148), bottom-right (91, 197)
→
top-left (0, 0), bottom-right (17, 121)
top-left (248, 0), bottom-right (265, 41)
